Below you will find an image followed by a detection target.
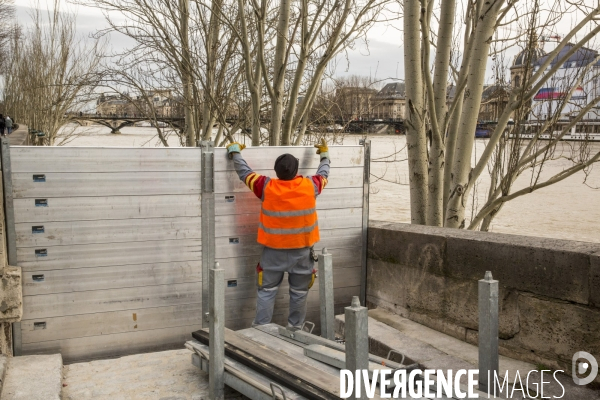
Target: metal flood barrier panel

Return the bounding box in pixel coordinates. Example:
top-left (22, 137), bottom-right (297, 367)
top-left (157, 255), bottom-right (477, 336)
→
top-left (206, 145), bottom-right (368, 331)
top-left (5, 146), bottom-right (204, 362)
top-left (2, 142), bottom-right (369, 362)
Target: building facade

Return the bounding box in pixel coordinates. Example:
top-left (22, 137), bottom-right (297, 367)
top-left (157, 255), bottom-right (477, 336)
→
top-left (520, 43), bottom-right (600, 141)
top-left (510, 42), bottom-right (547, 90)
top-left (96, 93), bottom-right (136, 116)
top-left (479, 85), bottom-right (511, 122)
top-left (529, 44), bottom-right (599, 121)
top-left (333, 87), bottom-right (378, 120)
top-left (96, 90), bottom-right (185, 118)
top-left (371, 82), bottom-right (405, 120)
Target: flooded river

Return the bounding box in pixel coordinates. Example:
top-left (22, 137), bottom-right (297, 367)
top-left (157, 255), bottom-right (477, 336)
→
top-left (56, 125), bottom-right (600, 244)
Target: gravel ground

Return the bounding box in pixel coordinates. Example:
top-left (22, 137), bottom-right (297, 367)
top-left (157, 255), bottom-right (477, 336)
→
top-left (62, 349), bottom-right (245, 400)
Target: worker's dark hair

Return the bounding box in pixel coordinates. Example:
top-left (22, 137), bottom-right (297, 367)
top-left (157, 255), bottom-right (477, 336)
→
top-left (274, 153), bottom-right (299, 180)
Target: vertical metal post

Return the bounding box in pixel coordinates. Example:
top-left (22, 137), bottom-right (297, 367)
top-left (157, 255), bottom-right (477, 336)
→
top-left (360, 140), bottom-right (371, 305)
top-left (1, 138), bottom-right (17, 267)
top-left (201, 141), bottom-right (215, 328)
top-left (318, 248), bottom-right (335, 340)
top-left (478, 271), bottom-right (499, 393)
top-left (209, 263), bottom-right (225, 400)
top-left (0, 138), bottom-right (21, 356)
top-left (345, 296), bottom-right (368, 400)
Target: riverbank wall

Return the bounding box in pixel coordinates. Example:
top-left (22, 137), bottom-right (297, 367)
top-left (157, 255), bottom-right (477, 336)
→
top-left (8, 124), bottom-right (29, 146)
top-left (366, 220), bottom-right (600, 376)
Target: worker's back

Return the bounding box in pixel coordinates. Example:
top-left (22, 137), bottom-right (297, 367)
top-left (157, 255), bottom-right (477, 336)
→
top-left (258, 176), bottom-right (319, 249)
top-left (226, 140), bottom-right (330, 328)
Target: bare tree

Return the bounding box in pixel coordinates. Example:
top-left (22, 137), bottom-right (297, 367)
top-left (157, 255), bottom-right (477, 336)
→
top-left (3, 4), bottom-right (104, 145)
top-left (0, 0), bottom-right (15, 74)
top-left (402, 0), bottom-right (600, 229)
top-left (223, 0), bottom-right (392, 146)
top-left (82, 0), bottom-right (244, 146)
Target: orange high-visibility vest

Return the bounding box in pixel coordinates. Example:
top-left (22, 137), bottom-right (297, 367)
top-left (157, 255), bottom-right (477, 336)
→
top-left (258, 177), bottom-right (319, 249)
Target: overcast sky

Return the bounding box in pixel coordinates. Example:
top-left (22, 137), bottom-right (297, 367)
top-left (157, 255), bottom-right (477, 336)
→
top-left (14, 1), bottom-right (407, 84)
top-left (13, 0), bottom-right (587, 88)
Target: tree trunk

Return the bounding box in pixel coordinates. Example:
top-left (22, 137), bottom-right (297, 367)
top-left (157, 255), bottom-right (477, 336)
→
top-left (444, 0), bottom-right (505, 228)
top-left (269, 0), bottom-right (291, 146)
top-left (202, 0), bottom-right (222, 141)
top-left (281, 46), bottom-right (307, 145)
top-left (250, 83), bottom-right (262, 146)
top-left (427, 0), bottom-right (456, 226)
top-left (179, 0), bottom-right (195, 146)
top-left (403, 0), bottom-right (428, 225)
top-left (236, 0), bottom-right (264, 146)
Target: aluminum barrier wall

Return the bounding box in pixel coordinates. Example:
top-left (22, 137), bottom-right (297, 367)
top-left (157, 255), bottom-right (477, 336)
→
top-left (2, 143), bottom-right (368, 362)
top-left (5, 146), bottom-right (203, 362)
top-left (207, 145), bottom-right (368, 330)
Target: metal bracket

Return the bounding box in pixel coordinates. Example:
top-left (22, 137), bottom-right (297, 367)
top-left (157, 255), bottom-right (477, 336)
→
top-left (301, 321), bottom-right (315, 334)
top-left (270, 383), bottom-right (287, 400)
top-left (386, 349), bottom-right (405, 366)
top-left (200, 141), bottom-right (214, 193)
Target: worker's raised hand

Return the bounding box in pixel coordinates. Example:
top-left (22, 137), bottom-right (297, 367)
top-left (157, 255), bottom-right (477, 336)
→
top-left (226, 142), bottom-right (246, 159)
top-left (314, 138), bottom-right (329, 160)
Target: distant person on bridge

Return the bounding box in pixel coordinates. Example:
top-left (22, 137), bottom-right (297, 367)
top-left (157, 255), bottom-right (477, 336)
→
top-left (5, 116), bottom-right (13, 135)
top-left (227, 139), bottom-right (330, 329)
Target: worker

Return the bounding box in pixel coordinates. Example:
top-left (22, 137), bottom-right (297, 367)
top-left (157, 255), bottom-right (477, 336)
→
top-left (227, 139), bottom-right (330, 329)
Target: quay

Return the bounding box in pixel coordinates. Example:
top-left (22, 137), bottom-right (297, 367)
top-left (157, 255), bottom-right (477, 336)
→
top-left (0, 134), bottom-right (598, 399)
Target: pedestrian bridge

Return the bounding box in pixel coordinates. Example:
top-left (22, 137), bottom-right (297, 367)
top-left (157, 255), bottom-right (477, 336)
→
top-left (67, 114), bottom-right (406, 135)
top-left (68, 115), bottom-right (186, 133)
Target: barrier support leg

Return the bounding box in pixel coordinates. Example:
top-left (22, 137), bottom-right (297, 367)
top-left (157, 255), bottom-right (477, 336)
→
top-left (318, 248), bottom-right (335, 340)
top-left (209, 263), bottom-right (224, 400)
top-left (478, 271), bottom-right (499, 394)
top-left (345, 296), bottom-right (368, 400)
top-left (200, 140), bottom-right (215, 328)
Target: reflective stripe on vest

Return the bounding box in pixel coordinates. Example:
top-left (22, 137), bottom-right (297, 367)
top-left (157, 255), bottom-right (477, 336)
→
top-left (257, 176), bottom-right (319, 249)
top-left (261, 208), bottom-right (316, 217)
top-left (258, 221), bottom-right (318, 235)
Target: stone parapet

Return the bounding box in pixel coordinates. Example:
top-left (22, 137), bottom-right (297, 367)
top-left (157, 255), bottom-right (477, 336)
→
top-left (366, 220), bottom-right (600, 378)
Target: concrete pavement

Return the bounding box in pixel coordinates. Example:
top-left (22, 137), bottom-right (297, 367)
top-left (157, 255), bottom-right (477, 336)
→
top-left (336, 308), bottom-right (600, 400)
top-left (62, 348), bottom-right (245, 400)
top-left (0, 354), bottom-right (62, 400)
top-left (5, 125), bottom-right (28, 146)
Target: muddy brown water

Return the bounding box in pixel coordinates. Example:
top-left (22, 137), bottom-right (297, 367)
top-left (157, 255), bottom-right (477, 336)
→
top-left (58, 125), bottom-right (600, 244)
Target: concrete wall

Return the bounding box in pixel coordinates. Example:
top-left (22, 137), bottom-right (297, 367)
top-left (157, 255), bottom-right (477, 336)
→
top-left (366, 221), bottom-right (600, 375)
top-left (9, 125), bottom-right (29, 146)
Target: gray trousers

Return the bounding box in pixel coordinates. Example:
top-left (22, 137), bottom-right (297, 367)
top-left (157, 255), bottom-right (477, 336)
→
top-left (253, 246), bottom-right (315, 328)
